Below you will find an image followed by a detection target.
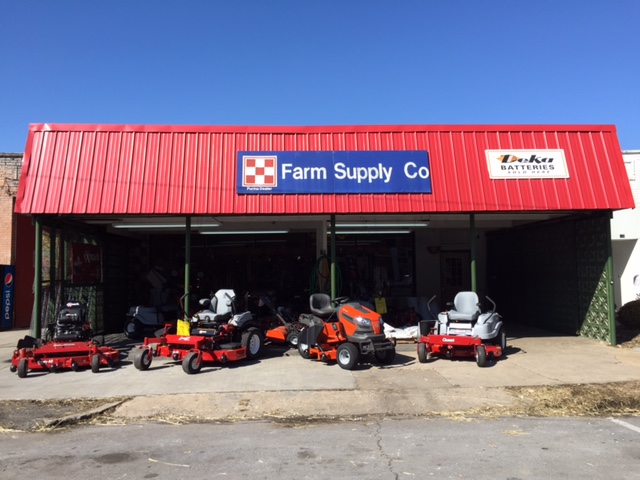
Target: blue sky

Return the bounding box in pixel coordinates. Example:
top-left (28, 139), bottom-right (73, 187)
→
top-left (1, 0), bottom-right (639, 152)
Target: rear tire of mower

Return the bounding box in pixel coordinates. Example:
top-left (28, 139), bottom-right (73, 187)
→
top-left (241, 327), bottom-right (264, 360)
top-left (17, 358), bottom-right (28, 378)
top-left (497, 327), bottom-right (507, 354)
top-left (91, 354), bottom-right (100, 373)
top-left (182, 352), bottom-right (202, 374)
top-left (476, 345), bottom-right (487, 367)
top-left (337, 343), bottom-right (359, 370)
top-left (133, 348), bottom-right (152, 371)
top-left (417, 343), bottom-right (429, 363)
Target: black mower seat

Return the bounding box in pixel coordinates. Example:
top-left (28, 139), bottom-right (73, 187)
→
top-left (309, 294), bottom-right (337, 318)
top-left (447, 291), bottom-right (481, 322)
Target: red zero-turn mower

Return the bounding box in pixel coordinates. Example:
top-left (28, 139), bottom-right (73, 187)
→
top-left (132, 290), bottom-right (264, 374)
top-left (297, 294), bottom-right (396, 370)
top-left (416, 292), bottom-right (505, 367)
top-left (10, 301), bottom-right (120, 378)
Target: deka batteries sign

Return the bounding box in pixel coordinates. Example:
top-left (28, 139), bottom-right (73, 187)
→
top-left (237, 151), bottom-right (432, 194)
top-left (485, 149), bottom-right (569, 179)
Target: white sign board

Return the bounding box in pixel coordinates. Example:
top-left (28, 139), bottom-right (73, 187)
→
top-left (486, 149), bottom-right (569, 179)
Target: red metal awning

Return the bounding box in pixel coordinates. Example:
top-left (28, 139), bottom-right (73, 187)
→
top-left (15, 123), bottom-right (635, 215)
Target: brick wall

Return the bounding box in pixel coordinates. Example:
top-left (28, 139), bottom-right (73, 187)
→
top-left (0, 154), bottom-right (22, 265)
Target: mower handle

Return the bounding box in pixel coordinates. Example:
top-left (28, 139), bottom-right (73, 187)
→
top-left (178, 292), bottom-right (188, 311)
top-left (485, 295), bottom-right (497, 314)
top-left (426, 294), bottom-right (437, 316)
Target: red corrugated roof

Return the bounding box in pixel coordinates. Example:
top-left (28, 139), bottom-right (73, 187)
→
top-left (15, 123), bottom-right (635, 215)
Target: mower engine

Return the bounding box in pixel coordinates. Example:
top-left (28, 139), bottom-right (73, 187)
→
top-left (51, 302), bottom-right (93, 342)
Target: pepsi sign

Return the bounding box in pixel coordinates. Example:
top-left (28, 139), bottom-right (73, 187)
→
top-left (1, 265), bottom-right (15, 330)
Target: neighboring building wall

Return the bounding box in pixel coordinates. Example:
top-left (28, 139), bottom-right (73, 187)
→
top-left (611, 151), bottom-right (640, 308)
top-left (0, 154), bottom-right (22, 265)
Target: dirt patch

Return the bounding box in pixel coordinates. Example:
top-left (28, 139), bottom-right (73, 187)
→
top-left (0, 397), bottom-right (127, 432)
top-left (4, 381), bottom-right (640, 431)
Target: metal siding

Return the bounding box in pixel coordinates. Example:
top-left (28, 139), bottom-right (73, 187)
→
top-left (86, 132), bottom-right (108, 214)
top-left (99, 133), bottom-right (120, 214)
top-left (46, 131), bottom-right (69, 214)
top-left (167, 133), bottom-right (185, 213)
top-left (128, 133), bottom-right (146, 214)
top-left (113, 132), bottom-right (135, 213)
top-left (14, 124), bottom-right (636, 216)
top-left (74, 132), bottom-right (94, 213)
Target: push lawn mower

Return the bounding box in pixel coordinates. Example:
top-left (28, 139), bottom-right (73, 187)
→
top-left (297, 294), bottom-right (396, 370)
top-left (132, 289), bottom-right (264, 374)
top-left (10, 301), bottom-right (120, 378)
top-left (416, 292), bottom-right (505, 367)
top-left (255, 294), bottom-right (302, 347)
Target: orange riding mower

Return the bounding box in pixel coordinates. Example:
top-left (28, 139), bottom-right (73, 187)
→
top-left (296, 294), bottom-right (396, 370)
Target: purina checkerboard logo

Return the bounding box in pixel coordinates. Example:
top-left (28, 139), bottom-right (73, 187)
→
top-left (242, 155), bottom-right (278, 188)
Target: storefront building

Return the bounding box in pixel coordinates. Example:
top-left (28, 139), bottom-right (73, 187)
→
top-left (14, 124), bottom-right (635, 344)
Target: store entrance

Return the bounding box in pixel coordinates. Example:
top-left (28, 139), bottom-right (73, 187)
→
top-left (440, 251), bottom-right (471, 304)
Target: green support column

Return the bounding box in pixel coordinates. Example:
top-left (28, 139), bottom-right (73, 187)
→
top-left (31, 217), bottom-right (43, 338)
top-left (50, 228), bottom-right (56, 305)
top-left (184, 216), bottom-right (191, 318)
top-left (470, 213), bottom-right (477, 293)
top-left (605, 218), bottom-right (617, 346)
top-left (330, 215), bottom-right (337, 300)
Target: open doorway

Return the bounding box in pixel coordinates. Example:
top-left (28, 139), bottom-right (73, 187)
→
top-left (440, 251), bottom-right (471, 304)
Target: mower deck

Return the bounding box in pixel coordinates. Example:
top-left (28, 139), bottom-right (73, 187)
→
top-left (134, 333), bottom-right (249, 374)
top-left (10, 339), bottom-right (120, 378)
top-left (418, 333), bottom-right (502, 367)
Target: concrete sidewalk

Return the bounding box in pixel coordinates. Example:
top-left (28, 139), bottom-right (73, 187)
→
top-left (2, 326), bottom-right (640, 421)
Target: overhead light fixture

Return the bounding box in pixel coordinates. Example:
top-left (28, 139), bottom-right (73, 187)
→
top-left (328, 222), bottom-right (429, 228)
top-left (328, 230), bottom-right (412, 235)
top-left (113, 222), bottom-right (220, 229)
top-left (200, 230), bottom-right (289, 235)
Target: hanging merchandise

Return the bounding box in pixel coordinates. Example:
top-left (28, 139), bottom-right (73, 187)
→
top-left (309, 255), bottom-right (342, 296)
top-left (374, 295), bottom-right (387, 315)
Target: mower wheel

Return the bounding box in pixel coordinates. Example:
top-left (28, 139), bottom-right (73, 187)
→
top-left (91, 354), bottom-right (101, 373)
top-left (417, 342), bottom-right (429, 363)
top-left (286, 330), bottom-right (300, 347)
top-left (9, 364), bottom-right (17, 373)
top-left (17, 358), bottom-right (28, 378)
top-left (476, 345), bottom-right (487, 367)
top-left (182, 352), bottom-right (202, 374)
top-left (374, 347), bottom-right (395, 365)
top-left (133, 348), bottom-right (152, 371)
top-left (241, 327), bottom-right (264, 360)
top-left (297, 339), bottom-right (311, 359)
top-left (497, 327), bottom-right (507, 353)
top-left (337, 343), bottom-right (359, 370)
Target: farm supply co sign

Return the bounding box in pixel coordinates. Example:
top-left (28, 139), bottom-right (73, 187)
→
top-left (486, 149), bottom-right (569, 179)
top-left (237, 151), bottom-right (432, 194)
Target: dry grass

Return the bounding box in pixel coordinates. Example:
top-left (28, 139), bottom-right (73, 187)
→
top-left (501, 381), bottom-right (640, 417)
